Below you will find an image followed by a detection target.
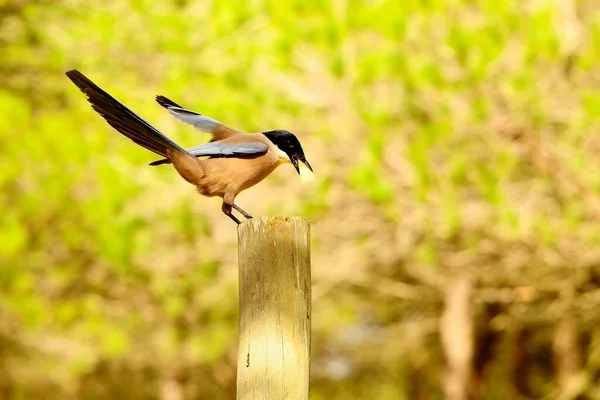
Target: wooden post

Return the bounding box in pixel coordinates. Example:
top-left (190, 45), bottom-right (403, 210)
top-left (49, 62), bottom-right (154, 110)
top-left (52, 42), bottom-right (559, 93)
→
top-left (236, 217), bottom-right (311, 400)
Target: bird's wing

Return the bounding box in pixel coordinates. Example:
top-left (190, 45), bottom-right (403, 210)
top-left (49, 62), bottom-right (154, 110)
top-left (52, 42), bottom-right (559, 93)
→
top-left (187, 142), bottom-right (268, 156)
top-left (156, 95), bottom-right (239, 140)
top-left (149, 142), bottom-right (268, 166)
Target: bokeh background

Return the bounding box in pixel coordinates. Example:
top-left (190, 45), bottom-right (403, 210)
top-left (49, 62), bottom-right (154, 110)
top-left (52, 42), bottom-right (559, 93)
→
top-left (2, 0), bottom-right (600, 399)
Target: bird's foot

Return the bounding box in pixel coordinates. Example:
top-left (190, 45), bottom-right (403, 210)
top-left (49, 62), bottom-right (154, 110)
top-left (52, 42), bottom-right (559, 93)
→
top-left (232, 204), bottom-right (253, 219)
top-left (226, 213), bottom-right (242, 225)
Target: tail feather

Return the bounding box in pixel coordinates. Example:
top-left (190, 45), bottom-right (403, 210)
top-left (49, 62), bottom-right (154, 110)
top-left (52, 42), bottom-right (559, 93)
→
top-left (65, 69), bottom-right (187, 158)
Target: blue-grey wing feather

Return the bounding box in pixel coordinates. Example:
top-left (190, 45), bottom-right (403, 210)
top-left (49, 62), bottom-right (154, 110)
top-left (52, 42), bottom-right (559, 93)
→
top-left (149, 142), bottom-right (268, 165)
top-left (187, 142), bottom-right (268, 157)
top-left (156, 95), bottom-right (223, 133)
top-left (168, 109), bottom-right (221, 132)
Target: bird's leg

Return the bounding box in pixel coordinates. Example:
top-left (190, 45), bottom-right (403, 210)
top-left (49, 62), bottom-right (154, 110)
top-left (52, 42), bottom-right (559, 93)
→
top-left (222, 201), bottom-right (241, 225)
top-left (226, 212), bottom-right (242, 225)
top-left (232, 204), bottom-right (253, 219)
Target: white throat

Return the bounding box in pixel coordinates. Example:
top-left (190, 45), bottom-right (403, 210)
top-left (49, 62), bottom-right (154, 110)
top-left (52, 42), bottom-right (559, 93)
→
top-left (277, 147), bottom-right (290, 162)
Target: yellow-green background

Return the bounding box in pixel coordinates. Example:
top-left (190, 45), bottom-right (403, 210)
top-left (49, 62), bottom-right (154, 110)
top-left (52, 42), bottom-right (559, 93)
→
top-left (2, 0), bottom-right (600, 398)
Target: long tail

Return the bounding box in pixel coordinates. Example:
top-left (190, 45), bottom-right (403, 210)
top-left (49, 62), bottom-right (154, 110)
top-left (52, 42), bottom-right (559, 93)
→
top-left (65, 69), bottom-right (188, 158)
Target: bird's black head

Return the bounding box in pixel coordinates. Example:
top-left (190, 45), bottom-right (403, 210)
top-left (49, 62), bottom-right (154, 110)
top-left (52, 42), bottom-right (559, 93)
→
top-left (262, 129), bottom-right (313, 174)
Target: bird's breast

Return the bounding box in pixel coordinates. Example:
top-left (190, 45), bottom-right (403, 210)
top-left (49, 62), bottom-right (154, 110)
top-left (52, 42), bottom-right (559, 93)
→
top-left (195, 153), bottom-right (280, 198)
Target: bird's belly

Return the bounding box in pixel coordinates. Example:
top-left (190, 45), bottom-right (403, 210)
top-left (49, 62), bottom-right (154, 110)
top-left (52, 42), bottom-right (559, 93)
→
top-left (195, 156), bottom-right (278, 198)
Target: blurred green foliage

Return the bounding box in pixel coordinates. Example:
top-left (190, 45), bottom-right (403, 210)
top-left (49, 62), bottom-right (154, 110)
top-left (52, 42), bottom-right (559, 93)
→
top-left (1, 0), bottom-right (600, 398)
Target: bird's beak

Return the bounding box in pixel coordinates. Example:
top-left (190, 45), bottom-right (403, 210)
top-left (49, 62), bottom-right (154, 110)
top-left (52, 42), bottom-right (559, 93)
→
top-left (293, 157), bottom-right (315, 183)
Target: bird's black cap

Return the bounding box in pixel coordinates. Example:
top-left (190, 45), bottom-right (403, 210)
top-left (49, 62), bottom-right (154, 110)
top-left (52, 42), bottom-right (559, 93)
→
top-left (262, 129), bottom-right (313, 174)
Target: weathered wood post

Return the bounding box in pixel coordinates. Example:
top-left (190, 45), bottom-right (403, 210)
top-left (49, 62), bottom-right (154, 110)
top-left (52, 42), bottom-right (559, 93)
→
top-left (236, 217), bottom-right (311, 399)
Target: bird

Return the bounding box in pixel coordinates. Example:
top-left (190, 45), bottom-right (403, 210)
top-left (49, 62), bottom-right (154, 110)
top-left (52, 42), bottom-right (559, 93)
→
top-left (65, 69), bottom-right (314, 224)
